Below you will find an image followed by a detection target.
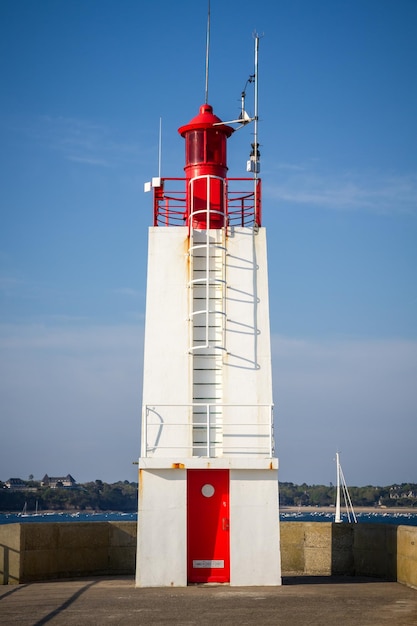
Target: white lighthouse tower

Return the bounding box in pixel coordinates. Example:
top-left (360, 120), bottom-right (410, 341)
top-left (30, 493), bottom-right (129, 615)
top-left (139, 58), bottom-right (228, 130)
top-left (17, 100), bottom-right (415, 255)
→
top-left (136, 35), bottom-right (281, 587)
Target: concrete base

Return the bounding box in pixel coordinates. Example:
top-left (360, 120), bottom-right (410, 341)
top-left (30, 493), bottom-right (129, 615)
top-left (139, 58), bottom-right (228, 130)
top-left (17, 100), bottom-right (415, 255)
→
top-left (135, 467), bottom-right (281, 587)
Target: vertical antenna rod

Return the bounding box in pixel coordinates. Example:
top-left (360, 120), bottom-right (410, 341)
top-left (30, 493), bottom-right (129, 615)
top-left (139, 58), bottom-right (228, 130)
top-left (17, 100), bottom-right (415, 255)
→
top-left (158, 117), bottom-right (162, 178)
top-left (253, 33), bottom-right (260, 227)
top-left (205, 1), bottom-right (211, 103)
top-left (253, 33), bottom-right (260, 180)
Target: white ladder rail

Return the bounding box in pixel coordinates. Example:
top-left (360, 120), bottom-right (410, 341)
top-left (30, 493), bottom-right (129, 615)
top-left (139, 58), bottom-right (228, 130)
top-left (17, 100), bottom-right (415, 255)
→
top-left (188, 179), bottom-right (228, 454)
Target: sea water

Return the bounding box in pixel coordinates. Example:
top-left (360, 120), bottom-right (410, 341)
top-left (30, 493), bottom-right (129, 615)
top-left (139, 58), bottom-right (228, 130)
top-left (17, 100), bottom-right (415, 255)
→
top-left (280, 510), bottom-right (417, 526)
top-left (1, 510), bottom-right (417, 526)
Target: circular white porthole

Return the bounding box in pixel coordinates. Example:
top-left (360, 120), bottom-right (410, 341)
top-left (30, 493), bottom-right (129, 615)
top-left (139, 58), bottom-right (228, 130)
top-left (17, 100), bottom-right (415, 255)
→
top-left (201, 484), bottom-right (215, 498)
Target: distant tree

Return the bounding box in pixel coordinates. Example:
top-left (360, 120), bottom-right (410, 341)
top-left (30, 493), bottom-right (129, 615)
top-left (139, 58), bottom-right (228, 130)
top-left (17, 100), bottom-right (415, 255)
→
top-left (0, 480), bottom-right (413, 513)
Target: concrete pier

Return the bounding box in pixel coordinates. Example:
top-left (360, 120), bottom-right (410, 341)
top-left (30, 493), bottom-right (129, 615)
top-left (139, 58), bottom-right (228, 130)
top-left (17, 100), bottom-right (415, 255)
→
top-left (1, 576), bottom-right (417, 625)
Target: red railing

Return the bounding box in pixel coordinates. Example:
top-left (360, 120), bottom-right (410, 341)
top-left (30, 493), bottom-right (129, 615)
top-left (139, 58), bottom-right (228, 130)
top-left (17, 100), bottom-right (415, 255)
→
top-left (152, 177), bottom-right (261, 228)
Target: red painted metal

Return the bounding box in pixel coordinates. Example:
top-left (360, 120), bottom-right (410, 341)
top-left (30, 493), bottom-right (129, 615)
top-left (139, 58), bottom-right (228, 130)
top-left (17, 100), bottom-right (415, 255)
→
top-left (187, 469), bottom-right (230, 583)
top-left (151, 103), bottom-right (262, 229)
top-left (178, 104), bottom-right (234, 229)
top-left (152, 177), bottom-right (261, 228)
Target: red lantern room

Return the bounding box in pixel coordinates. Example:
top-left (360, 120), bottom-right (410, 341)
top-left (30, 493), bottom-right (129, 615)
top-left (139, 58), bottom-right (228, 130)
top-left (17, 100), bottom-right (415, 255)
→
top-left (178, 104), bottom-right (234, 229)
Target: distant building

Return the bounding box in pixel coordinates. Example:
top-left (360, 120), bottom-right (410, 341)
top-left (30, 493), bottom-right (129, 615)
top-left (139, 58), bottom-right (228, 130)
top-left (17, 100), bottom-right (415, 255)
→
top-left (41, 474), bottom-right (77, 489)
top-left (5, 478), bottom-right (27, 490)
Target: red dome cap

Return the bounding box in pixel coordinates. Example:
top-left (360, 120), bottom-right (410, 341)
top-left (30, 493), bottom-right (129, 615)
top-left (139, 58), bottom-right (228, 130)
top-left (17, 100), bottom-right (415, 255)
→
top-left (178, 104), bottom-right (234, 137)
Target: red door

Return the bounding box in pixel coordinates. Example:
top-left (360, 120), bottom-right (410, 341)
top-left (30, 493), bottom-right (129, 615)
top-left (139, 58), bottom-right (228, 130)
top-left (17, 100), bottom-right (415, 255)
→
top-left (187, 469), bottom-right (230, 583)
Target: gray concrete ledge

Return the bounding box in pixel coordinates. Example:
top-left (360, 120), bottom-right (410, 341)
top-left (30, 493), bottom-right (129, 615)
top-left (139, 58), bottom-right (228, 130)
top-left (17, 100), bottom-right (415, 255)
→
top-left (1, 521), bottom-right (417, 591)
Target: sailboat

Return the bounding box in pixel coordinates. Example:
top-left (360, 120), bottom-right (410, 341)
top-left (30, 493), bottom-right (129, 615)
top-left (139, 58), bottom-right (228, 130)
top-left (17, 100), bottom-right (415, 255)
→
top-left (18, 502), bottom-right (28, 517)
top-left (18, 500), bottom-right (40, 517)
top-left (335, 452), bottom-right (357, 523)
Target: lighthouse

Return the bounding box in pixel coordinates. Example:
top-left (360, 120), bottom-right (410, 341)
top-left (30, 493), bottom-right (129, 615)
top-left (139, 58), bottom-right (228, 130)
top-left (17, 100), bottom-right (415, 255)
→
top-left (136, 36), bottom-right (281, 587)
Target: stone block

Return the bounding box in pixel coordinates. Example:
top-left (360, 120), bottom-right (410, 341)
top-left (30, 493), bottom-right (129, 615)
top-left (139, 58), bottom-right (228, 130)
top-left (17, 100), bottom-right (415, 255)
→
top-left (109, 522), bottom-right (137, 547)
top-left (21, 550), bottom-right (59, 582)
top-left (397, 525), bottom-right (417, 589)
top-left (302, 523), bottom-right (332, 574)
top-left (280, 522), bottom-right (305, 574)
top-left (304, 546), bottom-right (331, 575)
top-left (0, 523), bottom-right (21, 550)
top-left (280, 544), bottom-right (305, 574)
top-left (304, 522), bottom-right (332, 549)
top-left (0, 524), bottom-right (21, 584)
top-left (22, 523), bottom-right (59, 550)
top-left (58, 523), bottom-right (109, 549)
top-left (57, 547), bottom-right (109, 576)
top-left (332, 523), bottom-right (354, 550)
top-left (280, 522), bottom-right (304, 546)
top-left (353, 524), bottom-right (397, 580)
top-left (331, 524), bottom-right (354, 575)
top-left (397, 525), bottom-right (417, 560)
top-left (109, 546), bottom-right (136, 573)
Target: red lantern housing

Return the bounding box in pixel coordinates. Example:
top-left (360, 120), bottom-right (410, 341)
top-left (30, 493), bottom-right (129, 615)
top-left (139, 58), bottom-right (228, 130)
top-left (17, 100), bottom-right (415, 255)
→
top-left (178, 104), bottom-right (234, 229)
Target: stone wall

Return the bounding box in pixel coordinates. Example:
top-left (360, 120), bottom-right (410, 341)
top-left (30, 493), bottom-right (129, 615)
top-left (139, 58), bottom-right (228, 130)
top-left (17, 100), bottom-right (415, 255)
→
top-left (0, 522), bottom-right (135, 584)
top-left (1, 521), bottom-right (416, 589)
top-left (280, 522), bottom-right (397, 579)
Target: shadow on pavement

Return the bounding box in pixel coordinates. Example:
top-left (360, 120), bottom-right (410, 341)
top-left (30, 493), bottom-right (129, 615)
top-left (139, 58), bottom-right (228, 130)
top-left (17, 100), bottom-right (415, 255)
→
top-left (283, 575), bottom-right (388, 585)
top-left (33, 580), bottom-right (99, 626)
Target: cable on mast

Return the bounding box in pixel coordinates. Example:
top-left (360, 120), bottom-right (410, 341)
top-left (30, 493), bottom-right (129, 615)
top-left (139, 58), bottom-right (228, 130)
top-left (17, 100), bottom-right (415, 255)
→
top-left (245, 33), bottom-right (261, 180)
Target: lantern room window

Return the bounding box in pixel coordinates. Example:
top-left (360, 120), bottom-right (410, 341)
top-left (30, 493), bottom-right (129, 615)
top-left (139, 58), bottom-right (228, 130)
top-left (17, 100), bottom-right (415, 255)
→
top-left (186, 129), bottom-right (227, 166)
top-left (187, 130), bottom-right (205, 164)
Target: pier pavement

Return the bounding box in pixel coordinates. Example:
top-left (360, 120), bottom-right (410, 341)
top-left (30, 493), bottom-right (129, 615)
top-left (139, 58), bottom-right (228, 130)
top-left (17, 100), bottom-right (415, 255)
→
top-left (1, 576), bottom-right (417, 625)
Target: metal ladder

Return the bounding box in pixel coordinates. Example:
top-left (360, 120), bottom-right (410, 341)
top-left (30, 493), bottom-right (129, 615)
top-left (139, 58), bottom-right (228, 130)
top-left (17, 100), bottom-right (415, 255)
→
top-left (188, 227), bottom-right (227, 456)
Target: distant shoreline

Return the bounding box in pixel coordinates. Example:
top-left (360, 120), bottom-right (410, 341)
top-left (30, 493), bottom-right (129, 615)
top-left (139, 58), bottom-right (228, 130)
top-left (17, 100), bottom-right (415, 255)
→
top-left (281, 506), bottom-right (417, 514)
top-left (2, 506), bottom-right (416, 516)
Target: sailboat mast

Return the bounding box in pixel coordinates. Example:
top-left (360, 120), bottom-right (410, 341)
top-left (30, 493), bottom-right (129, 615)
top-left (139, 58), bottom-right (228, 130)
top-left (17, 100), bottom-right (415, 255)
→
top-left (334, 452), bottom-right (357, 523)
top-left (335, 452), bottom-right (341, 523)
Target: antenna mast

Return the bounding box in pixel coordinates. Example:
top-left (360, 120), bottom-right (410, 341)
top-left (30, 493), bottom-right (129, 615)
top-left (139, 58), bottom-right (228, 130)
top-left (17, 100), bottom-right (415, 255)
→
top-left (158, 117), bottom-right (162, 178)
top-left (253, 33), bottom-right (260, 180)
top-left (205, 1), bottom-right (211, 103)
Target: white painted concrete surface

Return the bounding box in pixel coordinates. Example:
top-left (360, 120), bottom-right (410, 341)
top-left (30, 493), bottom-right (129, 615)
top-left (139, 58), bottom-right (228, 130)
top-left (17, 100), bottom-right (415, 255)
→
top-left (140, 228), bottom-right (191, 457)
top-left (230, 469), bottom-right (281, 586)
top-left (136, 225), bottom-right (281, 586)
top-left (140, 227), bottom-right (275, 459)
top-left (136, 468), bottom-right (187, 587)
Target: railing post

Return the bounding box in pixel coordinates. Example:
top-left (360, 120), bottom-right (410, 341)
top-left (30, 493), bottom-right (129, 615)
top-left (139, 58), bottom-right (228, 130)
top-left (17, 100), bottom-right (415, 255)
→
top-left (144, 406), bottom-right (148, 458)
top-left (206, 404), bottom-right (210, 457)
top-left (153, 190), bottom-right (158, 227)
top-left (256, 179), bottom-right (262, 226)
top-left (224, 178), bottom-right (228, 225)
top-left (142, 403), bottom-right (273, 458)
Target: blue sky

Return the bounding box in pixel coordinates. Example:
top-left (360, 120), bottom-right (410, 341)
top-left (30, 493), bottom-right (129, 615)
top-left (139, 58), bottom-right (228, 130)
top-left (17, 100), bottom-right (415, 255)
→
top-left (1, 0), bottom-right (416, 487)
